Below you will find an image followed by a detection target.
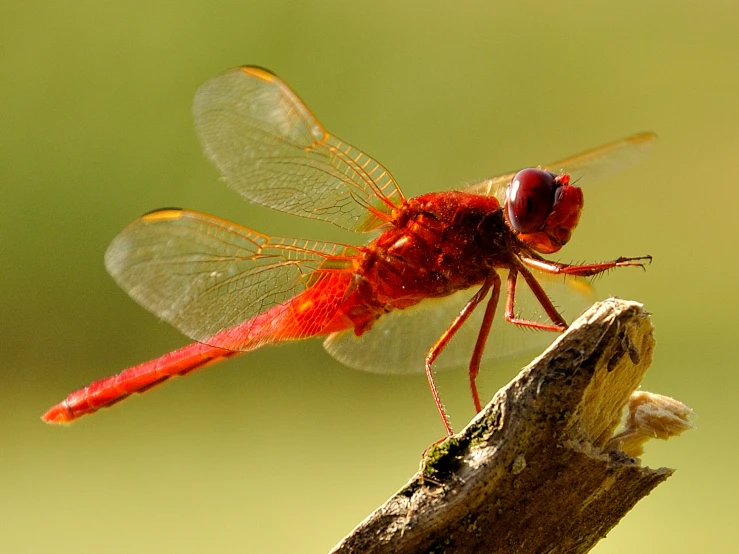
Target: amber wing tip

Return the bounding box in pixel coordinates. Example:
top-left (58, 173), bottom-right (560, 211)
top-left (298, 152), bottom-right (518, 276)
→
top-left (239, 66), bottom-right (277, 82)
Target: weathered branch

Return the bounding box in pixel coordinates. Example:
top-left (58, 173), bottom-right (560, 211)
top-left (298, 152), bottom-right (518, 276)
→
top-left (330, 299), bottom-right (693, 554)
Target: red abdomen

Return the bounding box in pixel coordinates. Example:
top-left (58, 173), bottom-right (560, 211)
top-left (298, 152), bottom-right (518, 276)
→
top-left (43, 272), bottom-right (358, 423)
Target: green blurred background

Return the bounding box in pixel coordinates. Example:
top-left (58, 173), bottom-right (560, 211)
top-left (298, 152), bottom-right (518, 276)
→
top-left (2, 1), bottom-right (736, 552)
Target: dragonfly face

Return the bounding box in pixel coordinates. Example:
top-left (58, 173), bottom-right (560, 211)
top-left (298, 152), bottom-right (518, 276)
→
top-left (505, 169), bottom-right (584, 254)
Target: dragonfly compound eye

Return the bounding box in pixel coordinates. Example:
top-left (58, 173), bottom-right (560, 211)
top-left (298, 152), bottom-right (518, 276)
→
top-left (506, 169), bottom-right (559, 234)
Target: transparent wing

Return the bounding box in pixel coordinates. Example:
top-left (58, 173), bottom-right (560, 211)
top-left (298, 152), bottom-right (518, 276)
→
top-left (464, 133), bottom-right (657, 202)
top-left (193, 66), bottom-right (406, 232)
top-left (323, 269), bottom-right (595, 375)
top-left (105, 209), bottom-right (358, 348)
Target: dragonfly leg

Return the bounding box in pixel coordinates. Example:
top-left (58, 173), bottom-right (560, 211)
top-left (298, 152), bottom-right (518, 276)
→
top-left (504, 262), bottom-right (569, 331)
top-left (425, 275), bottom-right (495, 435)
top-left (520, 254), bottom-right (652, 278)
top-left (467, 272), bottom-right (502, 413)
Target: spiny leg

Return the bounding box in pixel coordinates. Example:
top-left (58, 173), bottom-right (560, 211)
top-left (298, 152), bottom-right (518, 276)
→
top-left (504, 263), bottom-right (568, 331)
top-left (503, 254), bottom-right (651, 333)
top-left (425, 276), bottom-right (495, 435)
top-left (467, 272), bottom-right (502, 413)
top-left (520, 255), bottom-right (652, 278)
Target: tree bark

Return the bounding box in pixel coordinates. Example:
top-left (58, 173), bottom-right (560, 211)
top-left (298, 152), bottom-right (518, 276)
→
top-left (330, 298), bottom-right (693, 554)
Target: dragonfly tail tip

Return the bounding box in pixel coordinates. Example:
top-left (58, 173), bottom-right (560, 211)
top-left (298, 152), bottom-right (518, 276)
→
top-left (41, 401), bottom-right (75, 425)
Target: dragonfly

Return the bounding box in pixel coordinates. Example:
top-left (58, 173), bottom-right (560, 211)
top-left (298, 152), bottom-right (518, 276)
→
top-left (42, 66), bottom-right (655, 435)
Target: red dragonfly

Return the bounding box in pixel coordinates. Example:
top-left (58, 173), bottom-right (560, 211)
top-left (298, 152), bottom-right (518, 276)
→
top-left (42, 66), bottom-right (654, 435)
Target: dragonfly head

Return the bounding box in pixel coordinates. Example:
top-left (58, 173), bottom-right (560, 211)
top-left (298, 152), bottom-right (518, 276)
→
top-left (505, 168), bottom-right (584, 254)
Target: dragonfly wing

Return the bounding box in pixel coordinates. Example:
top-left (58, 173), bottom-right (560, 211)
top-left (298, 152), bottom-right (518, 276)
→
top-left (105, 209), bottom-right (358, 349)
top-left (323, 269), bottom-right (595, 375)
top-left (463, 173), bottom-right (512, 204)
top-left (193, 66), bottom-right (405, 232)
top-left (464, 133), bottom-right (657, 200)
top-left (540, 132), bottom-right (657, 183)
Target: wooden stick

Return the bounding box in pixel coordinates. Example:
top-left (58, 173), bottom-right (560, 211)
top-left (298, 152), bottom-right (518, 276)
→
top-left (330, 298), bottom-right (693, 554)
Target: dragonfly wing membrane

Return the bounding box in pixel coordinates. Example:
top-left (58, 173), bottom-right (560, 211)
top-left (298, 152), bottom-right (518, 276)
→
top-left (193, 66), bottom-right (405, 232)
top-left (105, 209), bottom-right (357, 349)
top-left (542, 132), bottom-right (657, 183)
top-left (464, 133), bottom-right (657, 199)
top-left (463, 174), bottom-right (513, 203)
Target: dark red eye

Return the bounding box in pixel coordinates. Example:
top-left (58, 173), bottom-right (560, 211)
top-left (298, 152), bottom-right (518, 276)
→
top-left (506, 169), bottom-right (559, 234)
